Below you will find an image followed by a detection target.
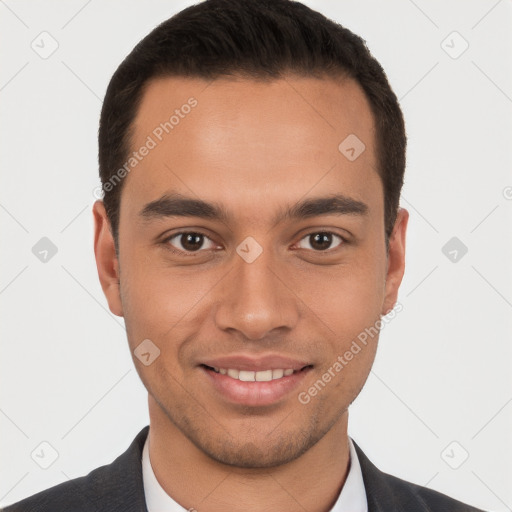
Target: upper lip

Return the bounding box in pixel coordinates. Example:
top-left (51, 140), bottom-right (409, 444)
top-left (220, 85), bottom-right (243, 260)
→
top-left (200, 354), bottom-right (311, 372)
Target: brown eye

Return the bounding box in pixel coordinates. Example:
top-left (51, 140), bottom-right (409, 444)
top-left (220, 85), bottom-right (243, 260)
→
top-left (297, 232), bottom-right (344, 251)
top-left (166, 232), bottom-right (216, 253)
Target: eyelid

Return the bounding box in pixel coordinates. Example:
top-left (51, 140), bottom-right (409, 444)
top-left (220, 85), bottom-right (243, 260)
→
top-left (293, 230), bottom-right (347, 251)
top-left (162, 230), bottom-right (219, 255)
top-left (162, 228), bottom-right (348, 256)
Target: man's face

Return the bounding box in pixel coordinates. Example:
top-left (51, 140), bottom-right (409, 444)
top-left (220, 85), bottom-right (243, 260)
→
top-left (94, 75), bottom-right (407, 468)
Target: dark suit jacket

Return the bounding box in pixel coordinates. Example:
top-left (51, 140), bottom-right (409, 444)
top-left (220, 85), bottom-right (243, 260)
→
top-left (2, 425), bottom-right (486, 512)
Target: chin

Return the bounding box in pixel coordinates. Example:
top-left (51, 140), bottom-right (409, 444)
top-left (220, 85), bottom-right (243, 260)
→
top-left (194, 434), bottom-right (316, 469)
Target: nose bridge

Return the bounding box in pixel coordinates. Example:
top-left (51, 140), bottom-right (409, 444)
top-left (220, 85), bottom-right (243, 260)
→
top-left (214, 245), bottom-right (299, 340)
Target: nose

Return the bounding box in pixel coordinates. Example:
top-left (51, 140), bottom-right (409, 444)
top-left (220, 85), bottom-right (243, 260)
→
top-left (213, 248), bottom-right (300, 341)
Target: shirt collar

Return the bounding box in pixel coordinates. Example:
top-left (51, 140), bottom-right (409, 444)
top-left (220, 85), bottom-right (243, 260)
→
top-left (142, 435), bottom-right (367, 512)
top-left (331, 436), bottom-right (368, 512)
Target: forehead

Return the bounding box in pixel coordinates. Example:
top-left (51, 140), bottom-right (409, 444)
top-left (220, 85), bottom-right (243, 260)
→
top-left (123, 74), bottom-right (381, 226)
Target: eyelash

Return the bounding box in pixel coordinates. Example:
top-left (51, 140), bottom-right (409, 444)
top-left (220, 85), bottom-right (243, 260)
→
top-left (161, 230), bottom-right (348, 256)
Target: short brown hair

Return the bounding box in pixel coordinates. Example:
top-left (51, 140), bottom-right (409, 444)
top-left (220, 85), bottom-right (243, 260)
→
top-left (98, 0), bottom-right (406, 250)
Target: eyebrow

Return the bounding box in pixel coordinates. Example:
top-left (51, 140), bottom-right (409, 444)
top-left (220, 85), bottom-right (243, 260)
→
top-left (139, 192), bottom-right (368, 226)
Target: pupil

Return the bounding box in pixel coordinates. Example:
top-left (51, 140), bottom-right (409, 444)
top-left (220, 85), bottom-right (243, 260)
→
top-left (182, 233), bottom-right (203, 251)
top-left (311, 232), bottom-right (332, 250)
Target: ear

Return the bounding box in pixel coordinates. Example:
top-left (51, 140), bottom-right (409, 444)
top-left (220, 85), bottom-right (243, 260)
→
top-left (93, 200), bottom-right (123, 317)
top-left (381, 207), bottom-right (408, 316)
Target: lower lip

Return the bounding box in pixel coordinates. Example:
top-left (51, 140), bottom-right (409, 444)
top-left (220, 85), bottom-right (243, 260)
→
top-left (201, 366), bottom-right (312, 406)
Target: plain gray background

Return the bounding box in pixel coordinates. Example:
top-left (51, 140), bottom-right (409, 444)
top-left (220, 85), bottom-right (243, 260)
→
top-left (1, 0), bottom-right (511, 510)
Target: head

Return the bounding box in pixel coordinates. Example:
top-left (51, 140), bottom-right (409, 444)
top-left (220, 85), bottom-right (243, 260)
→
top-left (94, 0), bottom-right (408, 468)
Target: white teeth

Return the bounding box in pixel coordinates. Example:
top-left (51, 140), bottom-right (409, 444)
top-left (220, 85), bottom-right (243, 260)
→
top-left (227, 369), bottom-right (239, 379)
top-left (211, 367), bottom-right (297, 381)
top-left (255, 370), bottom-right (273, 382)
top-left (272, 369), bottom-right (284, 379)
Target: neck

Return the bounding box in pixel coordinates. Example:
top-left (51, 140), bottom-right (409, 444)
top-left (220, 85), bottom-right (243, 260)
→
top-left (147, 395), bottom-right (351, 512)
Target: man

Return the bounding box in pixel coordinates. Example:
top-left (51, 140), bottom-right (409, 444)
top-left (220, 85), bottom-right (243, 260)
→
top-left (2, 0), bottom-right (486, 510)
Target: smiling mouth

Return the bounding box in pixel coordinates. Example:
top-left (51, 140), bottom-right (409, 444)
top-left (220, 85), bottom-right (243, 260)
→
top-left (201, 364), bottom-right (313, 382)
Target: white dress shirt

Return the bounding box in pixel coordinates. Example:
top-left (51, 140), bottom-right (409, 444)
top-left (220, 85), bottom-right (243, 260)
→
top-left (142, 435), bottom-right (367, 512)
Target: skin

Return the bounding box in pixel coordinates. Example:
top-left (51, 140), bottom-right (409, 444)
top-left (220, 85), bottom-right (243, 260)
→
top-left (93, 75), bottom-right (408, 511)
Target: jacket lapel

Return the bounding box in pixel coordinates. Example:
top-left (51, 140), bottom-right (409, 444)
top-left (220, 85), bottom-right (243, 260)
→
top-left (351, 438), bottom-right (417, 512)
top-left (93, 425), bottom-right (150, 512)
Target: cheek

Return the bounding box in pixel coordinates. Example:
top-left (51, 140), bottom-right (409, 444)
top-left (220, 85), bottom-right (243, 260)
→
top-left (292, 255), bottom-right (386, 341)
top-left (119, 252), bottom-right (220, 346)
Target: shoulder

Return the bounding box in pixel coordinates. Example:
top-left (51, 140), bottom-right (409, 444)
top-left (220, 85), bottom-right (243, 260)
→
top-left (372, 469), bottom-right (485, 512)
top-left (351, 439), bottom-right (487, 512)
top-left (2, 426), bottom-right (149, 512)
top-left (2, 465), bottom-right (114, 512)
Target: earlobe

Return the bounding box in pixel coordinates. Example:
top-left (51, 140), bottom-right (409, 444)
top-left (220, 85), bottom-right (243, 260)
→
top-left (381, 207), bottom-right (409, 316)
top-left (92, 200), bottom-right (123, 317)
